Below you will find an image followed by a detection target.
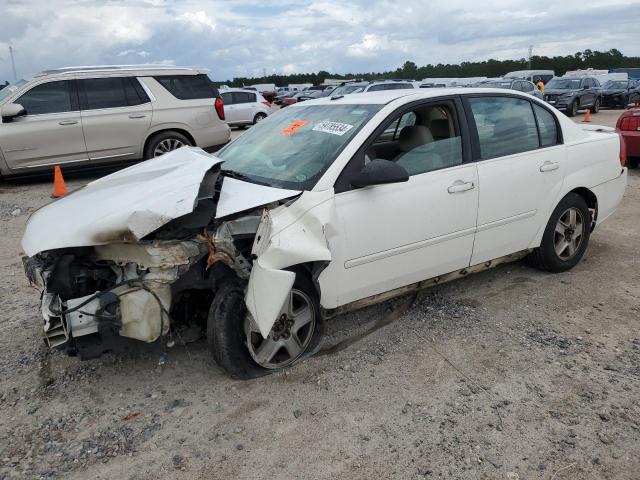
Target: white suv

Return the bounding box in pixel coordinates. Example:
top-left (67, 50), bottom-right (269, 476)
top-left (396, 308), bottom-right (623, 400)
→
top-left (220, 88), bottom-right (273, 127)
top-left (0, 65), bottom-right (231, 177)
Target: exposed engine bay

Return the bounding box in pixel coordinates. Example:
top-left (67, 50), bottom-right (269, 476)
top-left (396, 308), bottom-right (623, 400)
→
top-left (21, 148), bottom-right (308, 360)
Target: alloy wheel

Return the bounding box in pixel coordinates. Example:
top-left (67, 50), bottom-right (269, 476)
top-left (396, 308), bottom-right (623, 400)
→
top-left (554, 207), bottom-right (584, 261)
top-left (244, 288), bottom-right (315, 369)
top-left (153, 138), bottom-right (185, 157)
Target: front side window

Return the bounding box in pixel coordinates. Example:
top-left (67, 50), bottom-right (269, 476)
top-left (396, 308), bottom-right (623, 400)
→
top-left (367, 84), bottom-right (387, 92)
top-left (217, 104), bottom-right (381, 190)
top-left (469, 97), bottom-right (539, 159)
top-left (220, 92), bottom-right (234, 105)
top-left (368, 102), bottom-right (463, 176)
top-left (16, 81), bottom-right (73, 115)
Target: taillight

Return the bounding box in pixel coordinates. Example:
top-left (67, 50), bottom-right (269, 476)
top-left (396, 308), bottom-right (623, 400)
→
top-left (619, 116), bottom-right (640, 131)
top-left (215, 97), bottom-right (225, 120)
top-left (618, 133), bottom-right (627, 167)
top-left (262, 101), bottom-right (272, 107)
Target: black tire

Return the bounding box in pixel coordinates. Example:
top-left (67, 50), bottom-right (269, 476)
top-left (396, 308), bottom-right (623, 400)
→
top-left (528, 193), bottom-right (591, 273)
top-left (620, 95), bottom-right (629, 109)
top-left (207, 270), bottom-right (324, 379)
top-left (590, 97), bottom-right (601, 113)
top-left (144, 131), bottom-right (192, 159)
top-left (253, 112), bottom-right (267, 125)
top-left (628, 157), bottom-right (640, 169)
top-left (566, 100), bottom-right (578, 117)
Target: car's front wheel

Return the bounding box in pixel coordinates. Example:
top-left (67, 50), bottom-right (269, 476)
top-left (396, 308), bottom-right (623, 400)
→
top-left (566, 100), bottom-right (578, 117)
top-left (207, 270), bottom-right (323, 379)
top-left (145, 131), bottom-right (192, 159)
top-left (528, 193), bottom-right (591, 272)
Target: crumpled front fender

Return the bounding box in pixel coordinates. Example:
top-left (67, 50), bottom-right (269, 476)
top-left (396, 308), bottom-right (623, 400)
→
top-left (245, 190), bottom-right (335, 338)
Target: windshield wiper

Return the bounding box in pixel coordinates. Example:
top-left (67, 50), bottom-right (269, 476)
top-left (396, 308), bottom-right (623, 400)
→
top-left (220, 169), bottom-right (271, 187)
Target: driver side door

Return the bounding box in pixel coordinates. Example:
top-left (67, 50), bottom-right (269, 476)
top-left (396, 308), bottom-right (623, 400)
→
top-left (320, 98), bottom-right (479, 308)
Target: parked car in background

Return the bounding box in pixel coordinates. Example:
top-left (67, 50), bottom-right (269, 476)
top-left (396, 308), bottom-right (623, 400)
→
top-left (0, 65), bottom-right (230, 177)
top-left (601, 80), bottom-right (640, 108)
top-left (273, 90), bottom-right (299, 106)
top-left (478, 79), bottom-right (543, 99)
top-left (280, 91), bottom-right (313, 107)
top-left (220, 88), bottom-right (273, 127)
top-left (543, 76), bottom-right (602, 117)
top-left (617, 107), bottom-right (640, 168)
top-left (21, 87), bottom-right (626, 377)
top-left (330, 80), bottom-right (415, 97)
top-left (504, 70), bottom-right (555, 84)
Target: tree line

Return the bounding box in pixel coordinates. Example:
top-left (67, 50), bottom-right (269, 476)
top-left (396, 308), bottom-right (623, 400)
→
top-left (218, 49), bottom-right (639, 87)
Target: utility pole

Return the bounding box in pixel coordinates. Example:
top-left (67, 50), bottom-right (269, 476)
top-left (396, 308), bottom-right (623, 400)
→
top-left (527, 45), bottom-right (533, 70)
top-left (9, 45), bottom-right (17, 81)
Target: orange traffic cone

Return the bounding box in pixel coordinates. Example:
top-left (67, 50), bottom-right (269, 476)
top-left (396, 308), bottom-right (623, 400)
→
top-left (582, 109), bottom-right (591, 123)
top-left (51, 165), bottom-right (67, 198)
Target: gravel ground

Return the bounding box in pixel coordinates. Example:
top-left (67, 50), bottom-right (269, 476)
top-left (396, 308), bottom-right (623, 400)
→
top-left (1, 110), bottom-right (639, 480)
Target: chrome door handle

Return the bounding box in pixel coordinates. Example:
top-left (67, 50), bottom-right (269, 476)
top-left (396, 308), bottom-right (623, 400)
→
top-left (58, 120), bottom-right (78, 125)
top-left (128, 114), bottom-right (146, 119)
top-left (540, 161), bottom-right (559, 172)
top-left (447, 181), bottom-right (475, 194)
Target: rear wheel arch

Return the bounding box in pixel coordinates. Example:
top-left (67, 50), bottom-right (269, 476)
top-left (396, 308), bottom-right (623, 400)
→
top-left (570, 186), bottom-right (598, 229)
top-left (143, 128), bottom-right (196, 158)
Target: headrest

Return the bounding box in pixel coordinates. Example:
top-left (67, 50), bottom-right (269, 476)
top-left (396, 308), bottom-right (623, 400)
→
top-left (398, 125), bottom-right (434, 152)
top-left (430, 118), bottom-right (450, 139)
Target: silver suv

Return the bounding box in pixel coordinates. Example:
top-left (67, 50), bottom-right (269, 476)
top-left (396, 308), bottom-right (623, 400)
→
top-left (0, 65), bottom-right (231, 176)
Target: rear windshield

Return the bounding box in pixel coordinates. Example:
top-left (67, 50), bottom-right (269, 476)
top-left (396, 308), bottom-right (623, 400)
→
top-left (217, 103), bottom-right (382, 190)
top-left (154, 74), bottom-right (219, 100)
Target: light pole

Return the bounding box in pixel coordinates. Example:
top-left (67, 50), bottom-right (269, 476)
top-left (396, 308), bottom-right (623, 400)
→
top-left (9, 45), bottom-right (18, 81)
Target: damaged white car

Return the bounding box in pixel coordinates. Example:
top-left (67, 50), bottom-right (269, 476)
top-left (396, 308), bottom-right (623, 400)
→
top-left (22, 89), bottom-right (627, 378)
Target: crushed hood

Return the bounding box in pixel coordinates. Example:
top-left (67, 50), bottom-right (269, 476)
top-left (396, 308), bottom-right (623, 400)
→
top-left (22, 147), bottom-right (301, 256)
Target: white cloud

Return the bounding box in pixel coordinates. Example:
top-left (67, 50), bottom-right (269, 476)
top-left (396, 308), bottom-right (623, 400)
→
top-left (0, 0), bottom-right (638, 81)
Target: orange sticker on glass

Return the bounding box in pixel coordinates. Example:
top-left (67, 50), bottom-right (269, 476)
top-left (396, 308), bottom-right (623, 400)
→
top-left (280, 120), bottom-right (310, 136)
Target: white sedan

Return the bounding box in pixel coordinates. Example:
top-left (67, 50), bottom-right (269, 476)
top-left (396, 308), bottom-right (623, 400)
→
top-left (22, 88), bottom-right (626, 378)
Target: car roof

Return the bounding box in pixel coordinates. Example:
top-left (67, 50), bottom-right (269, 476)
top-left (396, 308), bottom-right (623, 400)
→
top-left (291, 87), bottom-right (538, 107)
top-left (33, 65), bottom-right (210, 79)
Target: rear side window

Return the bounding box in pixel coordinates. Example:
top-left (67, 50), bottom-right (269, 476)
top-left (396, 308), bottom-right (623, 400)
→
top-left (469, 97), bottom-right (539, 159)
top-left (17, 80), bottom-right (74, 115)
top-left (232, 92), bottom-right (256, 104)
top-left (154, 74), bottom-right (219, 100)
top-left (533, 104), bottom-right (559, 147)
top-left (80, 77), bottom-right (148, 110)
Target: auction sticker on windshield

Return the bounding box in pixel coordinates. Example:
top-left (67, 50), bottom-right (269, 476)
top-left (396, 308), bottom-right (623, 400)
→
top-left (312, 121), bottom-right (354, 136)
top-left (281, 120), bottom-right (310, 136)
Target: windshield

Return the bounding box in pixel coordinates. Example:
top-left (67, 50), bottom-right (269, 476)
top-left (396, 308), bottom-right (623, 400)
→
top-left (603, 81), bottom-right (628, 89)
top-left (217, 103), bottom-right (382, 190)
top-left (546, 79), bottom-right (581, 90)
top-left (330, 85), bottom-right (365, 96)
top-left (0, 78), bottom-right (28, 102)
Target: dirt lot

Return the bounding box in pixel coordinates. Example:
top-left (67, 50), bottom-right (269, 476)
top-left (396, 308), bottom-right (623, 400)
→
top-left (1, 109), bottom-right (639, 480)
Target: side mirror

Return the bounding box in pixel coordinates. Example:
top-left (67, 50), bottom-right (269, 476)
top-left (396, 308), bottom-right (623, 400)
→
top-left (1, 103), bottom-right (26, 121)
top-left (350, 159), bottom-right (409, 188)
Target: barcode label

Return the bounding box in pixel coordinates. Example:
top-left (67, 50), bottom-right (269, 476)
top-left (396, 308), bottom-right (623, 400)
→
top-left (312, 121), bottom-right (354, 136)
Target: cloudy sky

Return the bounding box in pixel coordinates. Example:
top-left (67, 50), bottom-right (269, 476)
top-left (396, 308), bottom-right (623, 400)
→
top-left (1, 0), bottom-right (639, 82)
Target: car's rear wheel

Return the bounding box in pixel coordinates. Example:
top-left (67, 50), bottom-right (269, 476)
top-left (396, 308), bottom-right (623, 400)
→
top-left (207, 271), bottom-right (323, 379)
top-left (566, 100), bottom-right (578, 117)
top-left (528, 193), bottom-right (591, 273)
top-left (253, 112), bottom-right (267, 124)
top-left (590, 97), bottom-right (601, 113)
top-left (145, 131), bottom-right (192, 159)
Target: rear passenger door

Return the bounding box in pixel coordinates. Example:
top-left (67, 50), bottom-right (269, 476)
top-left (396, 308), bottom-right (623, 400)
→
top-left (465, 96), bottom-right (565, 264)
top-left (78, 77), bottom-right (152, 161)
top-left (232, 92), bottom-right (257, 124)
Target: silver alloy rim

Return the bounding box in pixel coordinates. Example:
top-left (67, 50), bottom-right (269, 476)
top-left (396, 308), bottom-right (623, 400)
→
top-left (244, 289), bottom-right (315, 369)
top-left (554, 207), bottom-right (584, 260)
top-left (153, 138), bottom-right (185, 157)
top-left (255, 114), bottom-right (265, 123)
